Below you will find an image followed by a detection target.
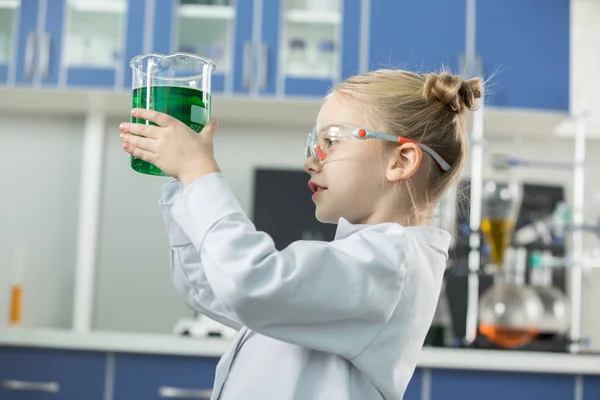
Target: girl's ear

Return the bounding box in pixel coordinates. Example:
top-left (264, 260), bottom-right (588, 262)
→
top-left (386, 143), bottom-right (423, 182)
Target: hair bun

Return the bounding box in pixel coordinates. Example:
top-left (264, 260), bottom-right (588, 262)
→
top-left (423, 72), bottom-right (482, 115)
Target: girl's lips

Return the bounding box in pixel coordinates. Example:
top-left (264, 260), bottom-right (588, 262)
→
top-left (308, 181), bottom-right (327, 193)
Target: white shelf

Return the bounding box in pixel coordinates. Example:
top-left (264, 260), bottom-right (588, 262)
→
top-left (179, 4), bottom-right (235, 20)
top-left (286, 9), bottom-right (340, 25)
top-left (68, 0), bottom-right (126, 13)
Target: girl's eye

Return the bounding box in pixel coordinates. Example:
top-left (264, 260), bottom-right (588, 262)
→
top-left (320, 134), bottom-right (340, 149)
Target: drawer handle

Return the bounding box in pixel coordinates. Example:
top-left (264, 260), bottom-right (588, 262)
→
top-left (24, 32), bottom-right (36, 80)
top-left (2, 379), bottom-right (60, 393)
top-left (158, 386), bottom-right (212, 399)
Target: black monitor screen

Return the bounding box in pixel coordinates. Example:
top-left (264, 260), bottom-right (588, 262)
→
top-left (252, 168), bottom-right (337, 250)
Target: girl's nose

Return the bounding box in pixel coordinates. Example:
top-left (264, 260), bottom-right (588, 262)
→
top-left (303, 155), bottom-right (321, 175)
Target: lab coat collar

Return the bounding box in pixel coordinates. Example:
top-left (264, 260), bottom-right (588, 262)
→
top-left (334, 218), bottom-right (451, 256)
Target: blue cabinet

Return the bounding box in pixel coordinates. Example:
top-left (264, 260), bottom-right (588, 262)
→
top-left (404, 368), bottom-right (423, 400)
top-left (369, 0), bottom-right (466, 75)
top-left (259, 0), bottom-right (360, 97)
top-left (430, 368), bottom-right (576, 400)
top-left (4, 0), bottom-right (146, 89)
top-left (583, 375), bottom-right (600, 400)
top-left (150, 0), bottom-right (359, 97)
top-left (113, 353), bottom-right (218, 399)
top-left (1, 0), bottom-right (572, 108)
top-left (0, 347), bottom-right (107, 400)
top-left (476, 0), bottom-right (570, 110)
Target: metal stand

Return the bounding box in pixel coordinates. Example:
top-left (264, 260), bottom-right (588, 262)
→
top-left (463, 0), bottom-right (484, 346)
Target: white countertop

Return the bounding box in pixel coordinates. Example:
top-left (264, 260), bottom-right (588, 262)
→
top-left (1, 327), bottom-right (600, 375)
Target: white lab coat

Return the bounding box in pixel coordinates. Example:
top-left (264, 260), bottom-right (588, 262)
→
top-left (159, 173), bottom-right (451, 400)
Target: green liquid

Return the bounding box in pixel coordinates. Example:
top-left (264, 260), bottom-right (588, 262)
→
top-left (130, 85), bottom-right (211, 176)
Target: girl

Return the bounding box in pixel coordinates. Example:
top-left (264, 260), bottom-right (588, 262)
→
top-left (119, 69), bottom-right (482, 400)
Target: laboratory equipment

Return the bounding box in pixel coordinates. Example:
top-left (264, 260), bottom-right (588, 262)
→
top-left (173, 311), bottom-right (237, 339)
top-left (8, 243), bottom-right (26, 326)
top-left (529, 251), bottom-right (570, 337)
top-left (478, 247), bottom-right (545, 349)
top-left (480, 154), bottom-right (523, 269)
top-left (316, 40), bottom-right (335, 77)
top-left (129, 52), bottom-right (214, 176)
top-left (286, 38), bottom-right (308, 76)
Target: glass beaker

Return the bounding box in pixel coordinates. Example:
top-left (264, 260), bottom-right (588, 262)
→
top-left (129, 52), bottom-right (215, 176)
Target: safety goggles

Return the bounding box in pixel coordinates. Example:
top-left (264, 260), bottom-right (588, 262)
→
top-left (304, 122), bottom-right (451, 172)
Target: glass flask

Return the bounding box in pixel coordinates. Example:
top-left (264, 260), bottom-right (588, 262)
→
top-left (481, 154), bottom-right (523, 268)
top-left (529, 250), bottom-right (570, 336)
top-left (129, 52), bottom-right (214, 176)
top-left (479, 247), bottom-right (545, 349)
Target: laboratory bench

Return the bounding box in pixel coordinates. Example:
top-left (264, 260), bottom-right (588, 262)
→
top-left (1, 328), bottom-right (600, 400)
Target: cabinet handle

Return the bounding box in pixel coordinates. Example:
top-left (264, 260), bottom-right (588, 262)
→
top-left (2, 379), bottom-right (60, 393)
top-left (258, 42), bottom-right (268, 91)
top-left (25, 31), bottom-right (36, 80)
top-left (242, 41), bottom-right (253, 89)
top-left (158, 386), bottom-right (212, 399)
top-left (39, 32), bottom-right (52, 80)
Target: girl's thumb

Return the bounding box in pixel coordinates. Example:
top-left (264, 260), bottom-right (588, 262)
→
top-left (202, 119), bottom-right (219, 138)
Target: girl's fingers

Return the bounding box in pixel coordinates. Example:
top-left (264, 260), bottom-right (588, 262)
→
top-left (123, 143), bottom-right (155, 163)
top-left (131, 108), bottom-right (175, 127)
top-left (119, 122), bottom-right (160, 139)
top-left (120, 132), bottom-right (158, 153)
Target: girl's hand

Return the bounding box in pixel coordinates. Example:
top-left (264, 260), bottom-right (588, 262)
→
top-left (119, 108), bottom-right (220, 187)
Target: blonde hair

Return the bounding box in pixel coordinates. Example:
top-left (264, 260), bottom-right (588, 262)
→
top-left (334, 68), bottom-right (482, 222)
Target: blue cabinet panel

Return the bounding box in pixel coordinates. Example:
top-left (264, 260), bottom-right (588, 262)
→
top-left (404, 368), bottom-right (422, 400)
top-left (152, 0), bottom-right (175, 55)
top-left (42, 0), bottom-right (65, 86)
top-left (259, 0), bottom-right (280, 96)
top-left (67, 68), bottom-right (117, 87)
top-left (430, 369), bottom-right (575, 400)
top-left (476, 0), bottom-right (569, 110)
top-left (0, 65), bottom-right (8, 82)
top-left (369, 0), bottom-right (466, 74)
top-left (583, 375), bottom-right (600, 400)
top-left (123, 0), bottom-right (147, 90)
top-left (285, 77), bottom-right (332, 98)
top-left (15, 0), bottom-right (39, 84)
top-left (113, 353), bottom-right (218, 400)
top-left (212, 74), bottom-right (224, 93)
top-left (341, 0), bottom-right (361, 80)
top-left (0, 347), bottom-right (107, 400)
top-left (233, 0), bottom-right (255, 94)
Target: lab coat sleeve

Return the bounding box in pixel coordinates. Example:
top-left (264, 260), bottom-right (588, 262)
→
top-left (170, 173), bottom-right (407, 359)
top-left (160, 179), bottom-right (243, 331)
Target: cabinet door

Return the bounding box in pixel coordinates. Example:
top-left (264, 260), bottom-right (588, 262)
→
top-left (261, 0), bottom-right (359, 97)
top-left (404, 368), bottom-right (422, 400)
top-left (0, 0), bottom-right (20, 83)
top-left (58, 0), bottom-right (133, 88)
top-left (476, 0), bottom-right (569, 110)
top-left (369, 0), bottom-right (466, 75)
top-left (113, 353), bottom-right (218, 400)
top-left (0, 347), bottom-right (107, 400)
top-left (152, 0), bottom-right (242, 94)
top-left (430, 369), bottom-right (575, 400)
top-left (583, 375), bottom-right (600, 400)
